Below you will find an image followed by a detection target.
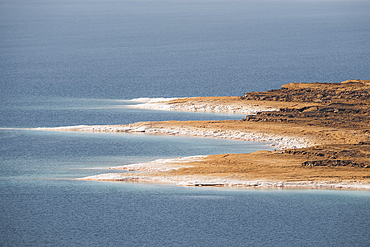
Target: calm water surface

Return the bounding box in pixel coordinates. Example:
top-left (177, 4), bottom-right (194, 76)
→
top-left (1, 0), bottom-right (370, 246)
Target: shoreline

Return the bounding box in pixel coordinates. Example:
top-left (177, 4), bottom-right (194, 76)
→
top-left (35, 121), bottom-right (315, 150)
top-left (37, 80), bottom-right (370, 190)
top-left (128, 96), bottom-right (281, 115)
top-left (78, 155), bottom-right (370, 190)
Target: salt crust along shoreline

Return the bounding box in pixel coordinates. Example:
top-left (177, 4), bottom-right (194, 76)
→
top-left (110, 155), bottom-right (207, 172)
top-left (35, 123), bottom-right (314, 150)
top-left (79, 156), bottom-right (370, 190)
top-left (80, 174), bottom-right (370, 190)
top-left (129, 97), bottom-right (279, 114)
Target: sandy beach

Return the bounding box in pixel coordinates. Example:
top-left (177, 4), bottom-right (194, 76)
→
top-left (38, 80), bottom-right (370, 189)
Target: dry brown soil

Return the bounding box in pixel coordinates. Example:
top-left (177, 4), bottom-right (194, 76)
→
top-left (145, 80), bottom-right (370, 185)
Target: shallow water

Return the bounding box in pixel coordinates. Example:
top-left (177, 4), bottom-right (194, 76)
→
top-left (1, 0), bottom-right (370, 246)
top-left (0, 127), bottom-right (273, 180)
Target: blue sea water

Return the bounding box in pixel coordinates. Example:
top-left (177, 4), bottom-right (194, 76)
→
top-left (1, 0), bottom-right (370, 246)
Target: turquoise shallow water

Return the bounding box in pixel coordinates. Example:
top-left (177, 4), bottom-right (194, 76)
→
top-left (1, 0), bottom-right (370, 246)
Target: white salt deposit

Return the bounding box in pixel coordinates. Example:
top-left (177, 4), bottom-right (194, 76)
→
top-left (130, 97), bottom-right (179, 103)
top-left (36, 124), bottom-right (314, 149)
top-left (128, 97), bottom-right (278, 114)
top-left (110, 155), bottom-right (206, 172)
top-left (79, 166), bottom-right (370, 190)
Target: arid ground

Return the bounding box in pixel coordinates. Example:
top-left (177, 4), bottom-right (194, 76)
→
top-left (42, 80), bottom-right (370, 189)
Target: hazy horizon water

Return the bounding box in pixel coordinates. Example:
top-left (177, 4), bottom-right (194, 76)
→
top-left (1, 0), bottom-right (370, 246)
top-left (1, 0), bottom-right (369, 101)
